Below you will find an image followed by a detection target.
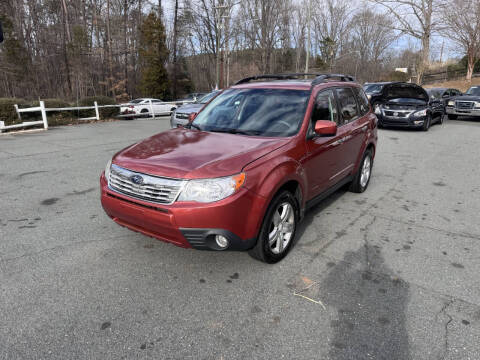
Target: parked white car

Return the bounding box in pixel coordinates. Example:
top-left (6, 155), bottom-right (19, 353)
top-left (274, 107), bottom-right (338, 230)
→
top-left (120, 98), bottom-right (177, 117)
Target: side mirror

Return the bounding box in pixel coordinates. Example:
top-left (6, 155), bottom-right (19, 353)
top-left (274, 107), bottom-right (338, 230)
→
top-left (314, 120), bottom-right (337, 137)
top-left (0, 21), bottom-right (3, 43)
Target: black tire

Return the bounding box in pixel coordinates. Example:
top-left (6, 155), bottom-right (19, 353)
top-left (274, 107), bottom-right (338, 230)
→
top-left (349, 149), bottom-right (373, 193)
top-left (422, 115), bottom-right (431, 131)
top-left (448, 114), bottom-right (458, 120)
top-left (248, 190), bottom-right (298, 264)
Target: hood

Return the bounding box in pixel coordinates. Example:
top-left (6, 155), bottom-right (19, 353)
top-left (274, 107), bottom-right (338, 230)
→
top-left (175, 103), bottom-right (204, 114)
top-left (113, 128), bottom-right (290, 179)
top-left (384, 83), bottom-right (428, 102)
top-left (453, 95), bottom-right (479, 101)
top-left (384, 98), bottom-right (427, 109)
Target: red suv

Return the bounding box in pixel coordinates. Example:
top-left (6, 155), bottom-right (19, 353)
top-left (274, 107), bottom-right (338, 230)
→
top-left (100, 74), bottom-right (377, 263)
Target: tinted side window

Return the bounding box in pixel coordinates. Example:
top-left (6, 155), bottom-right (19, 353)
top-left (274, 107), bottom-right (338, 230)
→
top-left (336, 87), bottom-right (359, 125)
top-left (352, 87), bottom-right (370, 116)
top-left (312, 90), bottom-right (339, 124)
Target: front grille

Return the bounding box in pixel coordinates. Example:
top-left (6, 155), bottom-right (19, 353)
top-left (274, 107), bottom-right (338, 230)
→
top-left (109, 164), bottom-right (184, 205)
top-left (456, 101), bottom-right (474, 110)
top-left (384, 104), bottom-right (417, 110)
top-left (384, 110), bottom-right (409, 118)
top-left (175, 112), bottom-right (190, 120)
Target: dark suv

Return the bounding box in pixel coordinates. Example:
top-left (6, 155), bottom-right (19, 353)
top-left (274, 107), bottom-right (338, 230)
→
top-left (100, 73), bottom-right (377, 263)
top-left (374, 82), bottom-right (443, 130)
top-left (446, 86), bottom-right (480, 119)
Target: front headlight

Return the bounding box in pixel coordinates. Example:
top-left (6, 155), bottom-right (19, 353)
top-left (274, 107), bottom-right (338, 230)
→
top-left (105, 159), bottom-right (112, 183)
top-left (474, 102), bottom-right (480, 108)
top-left (447, 100), bottom-right (455, 106)
top-left (414, 109), bottom-right (427, 117)
top-left (374, 105), bottom-right (381, 115)
top-left (367, 94), bottom-right (372, 100)
top-left (178, 173), bottom-right (246, 203)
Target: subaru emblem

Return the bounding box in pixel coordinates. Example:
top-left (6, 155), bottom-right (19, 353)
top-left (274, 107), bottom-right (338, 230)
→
top-left (131, 175), bottom-right (144, 185)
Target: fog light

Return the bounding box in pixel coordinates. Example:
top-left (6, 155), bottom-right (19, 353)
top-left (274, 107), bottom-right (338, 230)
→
top-left (414, 120), bottom-right (424, 125)
top-left (215, 235), bottom-right (229, 249)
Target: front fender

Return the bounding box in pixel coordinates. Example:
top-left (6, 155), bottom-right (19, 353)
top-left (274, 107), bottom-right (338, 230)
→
top-left (244, 151), bottom-right (308, 214)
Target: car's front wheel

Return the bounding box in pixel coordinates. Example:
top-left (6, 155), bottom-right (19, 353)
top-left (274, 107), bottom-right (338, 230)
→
top-left (422, 115), bottom-right (431, 131)
top-left (248, 190), bottom-right (298, 263)
top-left (349, 149), bottom-right (373, 193)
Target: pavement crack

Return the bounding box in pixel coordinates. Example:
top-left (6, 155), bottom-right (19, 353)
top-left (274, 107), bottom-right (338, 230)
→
top-left (363, 215), bottom-right (377, 270)
top-left (0, 235), bottom-right (129, 265)
top-left (373, 213), bottom-right (480, 241)
top-left (438, 300), bottom-right (454, 360)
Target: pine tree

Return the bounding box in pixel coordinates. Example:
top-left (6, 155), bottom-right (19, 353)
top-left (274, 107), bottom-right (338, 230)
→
top-left (138, 12), bottom-right (171, 100)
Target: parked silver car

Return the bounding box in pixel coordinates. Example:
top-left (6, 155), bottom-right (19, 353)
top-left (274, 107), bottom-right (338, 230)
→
top-left (170, 91), bottom-right (221, 128)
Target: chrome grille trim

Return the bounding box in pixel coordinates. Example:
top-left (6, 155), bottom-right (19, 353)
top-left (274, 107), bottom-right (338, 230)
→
top-left (175, 112), bottom-right (190, 120)
top-left (108, 164), bottom-right (185, 205)
top-left (456, 101), bottom-right (474, 110)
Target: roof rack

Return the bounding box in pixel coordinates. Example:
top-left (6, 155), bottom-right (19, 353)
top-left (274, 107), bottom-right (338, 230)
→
top-left (235, 73), bottom-right (356, 86)
top-left (311, 74), bottom-right (356, 85)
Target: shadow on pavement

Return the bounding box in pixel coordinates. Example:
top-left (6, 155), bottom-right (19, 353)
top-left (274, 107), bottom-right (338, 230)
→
top-left (322, 249), bottom-right (411, 360)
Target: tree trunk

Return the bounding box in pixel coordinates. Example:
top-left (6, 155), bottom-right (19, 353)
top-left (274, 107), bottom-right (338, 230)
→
top-left (467, 48), bottom-right (475, 82)
top-left (173, 0), bottom-right (179, 99)
top-left (124, 0), bottom-right (129, 96)
top-left (61, 1), bottom-right (72, 97)
top-left (106, 0), bottom-right (115, 98)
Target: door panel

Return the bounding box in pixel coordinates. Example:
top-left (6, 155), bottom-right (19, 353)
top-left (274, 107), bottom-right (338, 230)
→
top-left (303, 89), bottom-right (350, 200)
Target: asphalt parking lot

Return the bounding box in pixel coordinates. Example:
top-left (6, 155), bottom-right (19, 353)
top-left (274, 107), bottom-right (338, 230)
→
top-left (1, 117), bottom-right (480, 359)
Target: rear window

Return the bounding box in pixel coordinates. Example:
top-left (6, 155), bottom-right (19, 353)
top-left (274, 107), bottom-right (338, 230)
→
top-left (352, 87), bottom-right (370, 115)
top-left (336, 87), bottom-right (359, 125)
top-left (364, 84), bottom-right (383, 93)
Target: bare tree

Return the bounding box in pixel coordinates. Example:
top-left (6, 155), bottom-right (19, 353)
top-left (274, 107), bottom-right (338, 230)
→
top-left (349, 8), bottom-right (398, 81)
top-left (312, 0), bottom-right (352, 71)
top-left (441, 0), bottom-right (480, 81)
top-left (370, 0), bottom-right (440, 84)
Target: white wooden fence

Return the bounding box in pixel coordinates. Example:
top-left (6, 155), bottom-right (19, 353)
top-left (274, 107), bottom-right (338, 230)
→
top-left (0, 99), bottom-right (188, 133)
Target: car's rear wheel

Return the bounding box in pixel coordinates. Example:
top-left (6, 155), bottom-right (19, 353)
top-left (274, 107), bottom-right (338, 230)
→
top-left (448, 114), bottom-right (458, 120)
top-left (349, 149), bottom-right (373, 193)
top-left (248, 190), bottom-right (298, 264)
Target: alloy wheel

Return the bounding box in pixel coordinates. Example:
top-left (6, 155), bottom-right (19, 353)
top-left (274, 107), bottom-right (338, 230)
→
top-left (268, 202), bottom-right (295, 254)
top-left (360, 155), bottom-right (372, 188)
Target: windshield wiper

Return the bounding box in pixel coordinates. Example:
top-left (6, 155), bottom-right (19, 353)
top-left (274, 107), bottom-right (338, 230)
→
top-left (209, 128), bottom-right (260, 136)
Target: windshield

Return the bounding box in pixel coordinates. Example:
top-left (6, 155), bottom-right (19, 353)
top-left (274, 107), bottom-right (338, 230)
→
top-left (199, 91), bottom-right (219, 104)
top-left (192, 88), bottom-right (310, 137)
top-left (466, 87), bottom-right (480, 96)
top-left (130, 99), bottom-right (143, 104)
top-left (364, 84), bottom-right (384, 94)
top-left (427, 89), bottom-right (444, 99)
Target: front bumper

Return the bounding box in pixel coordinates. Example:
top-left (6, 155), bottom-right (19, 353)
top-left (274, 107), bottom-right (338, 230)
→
top-left (377, 113), bottom-right (426, 128)
top-left (446, 107), bottom-right (480, 116)
top-left (170, 114), bottom-right (189, 128)
top-left (100, 174), bottom-right (265, 250)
